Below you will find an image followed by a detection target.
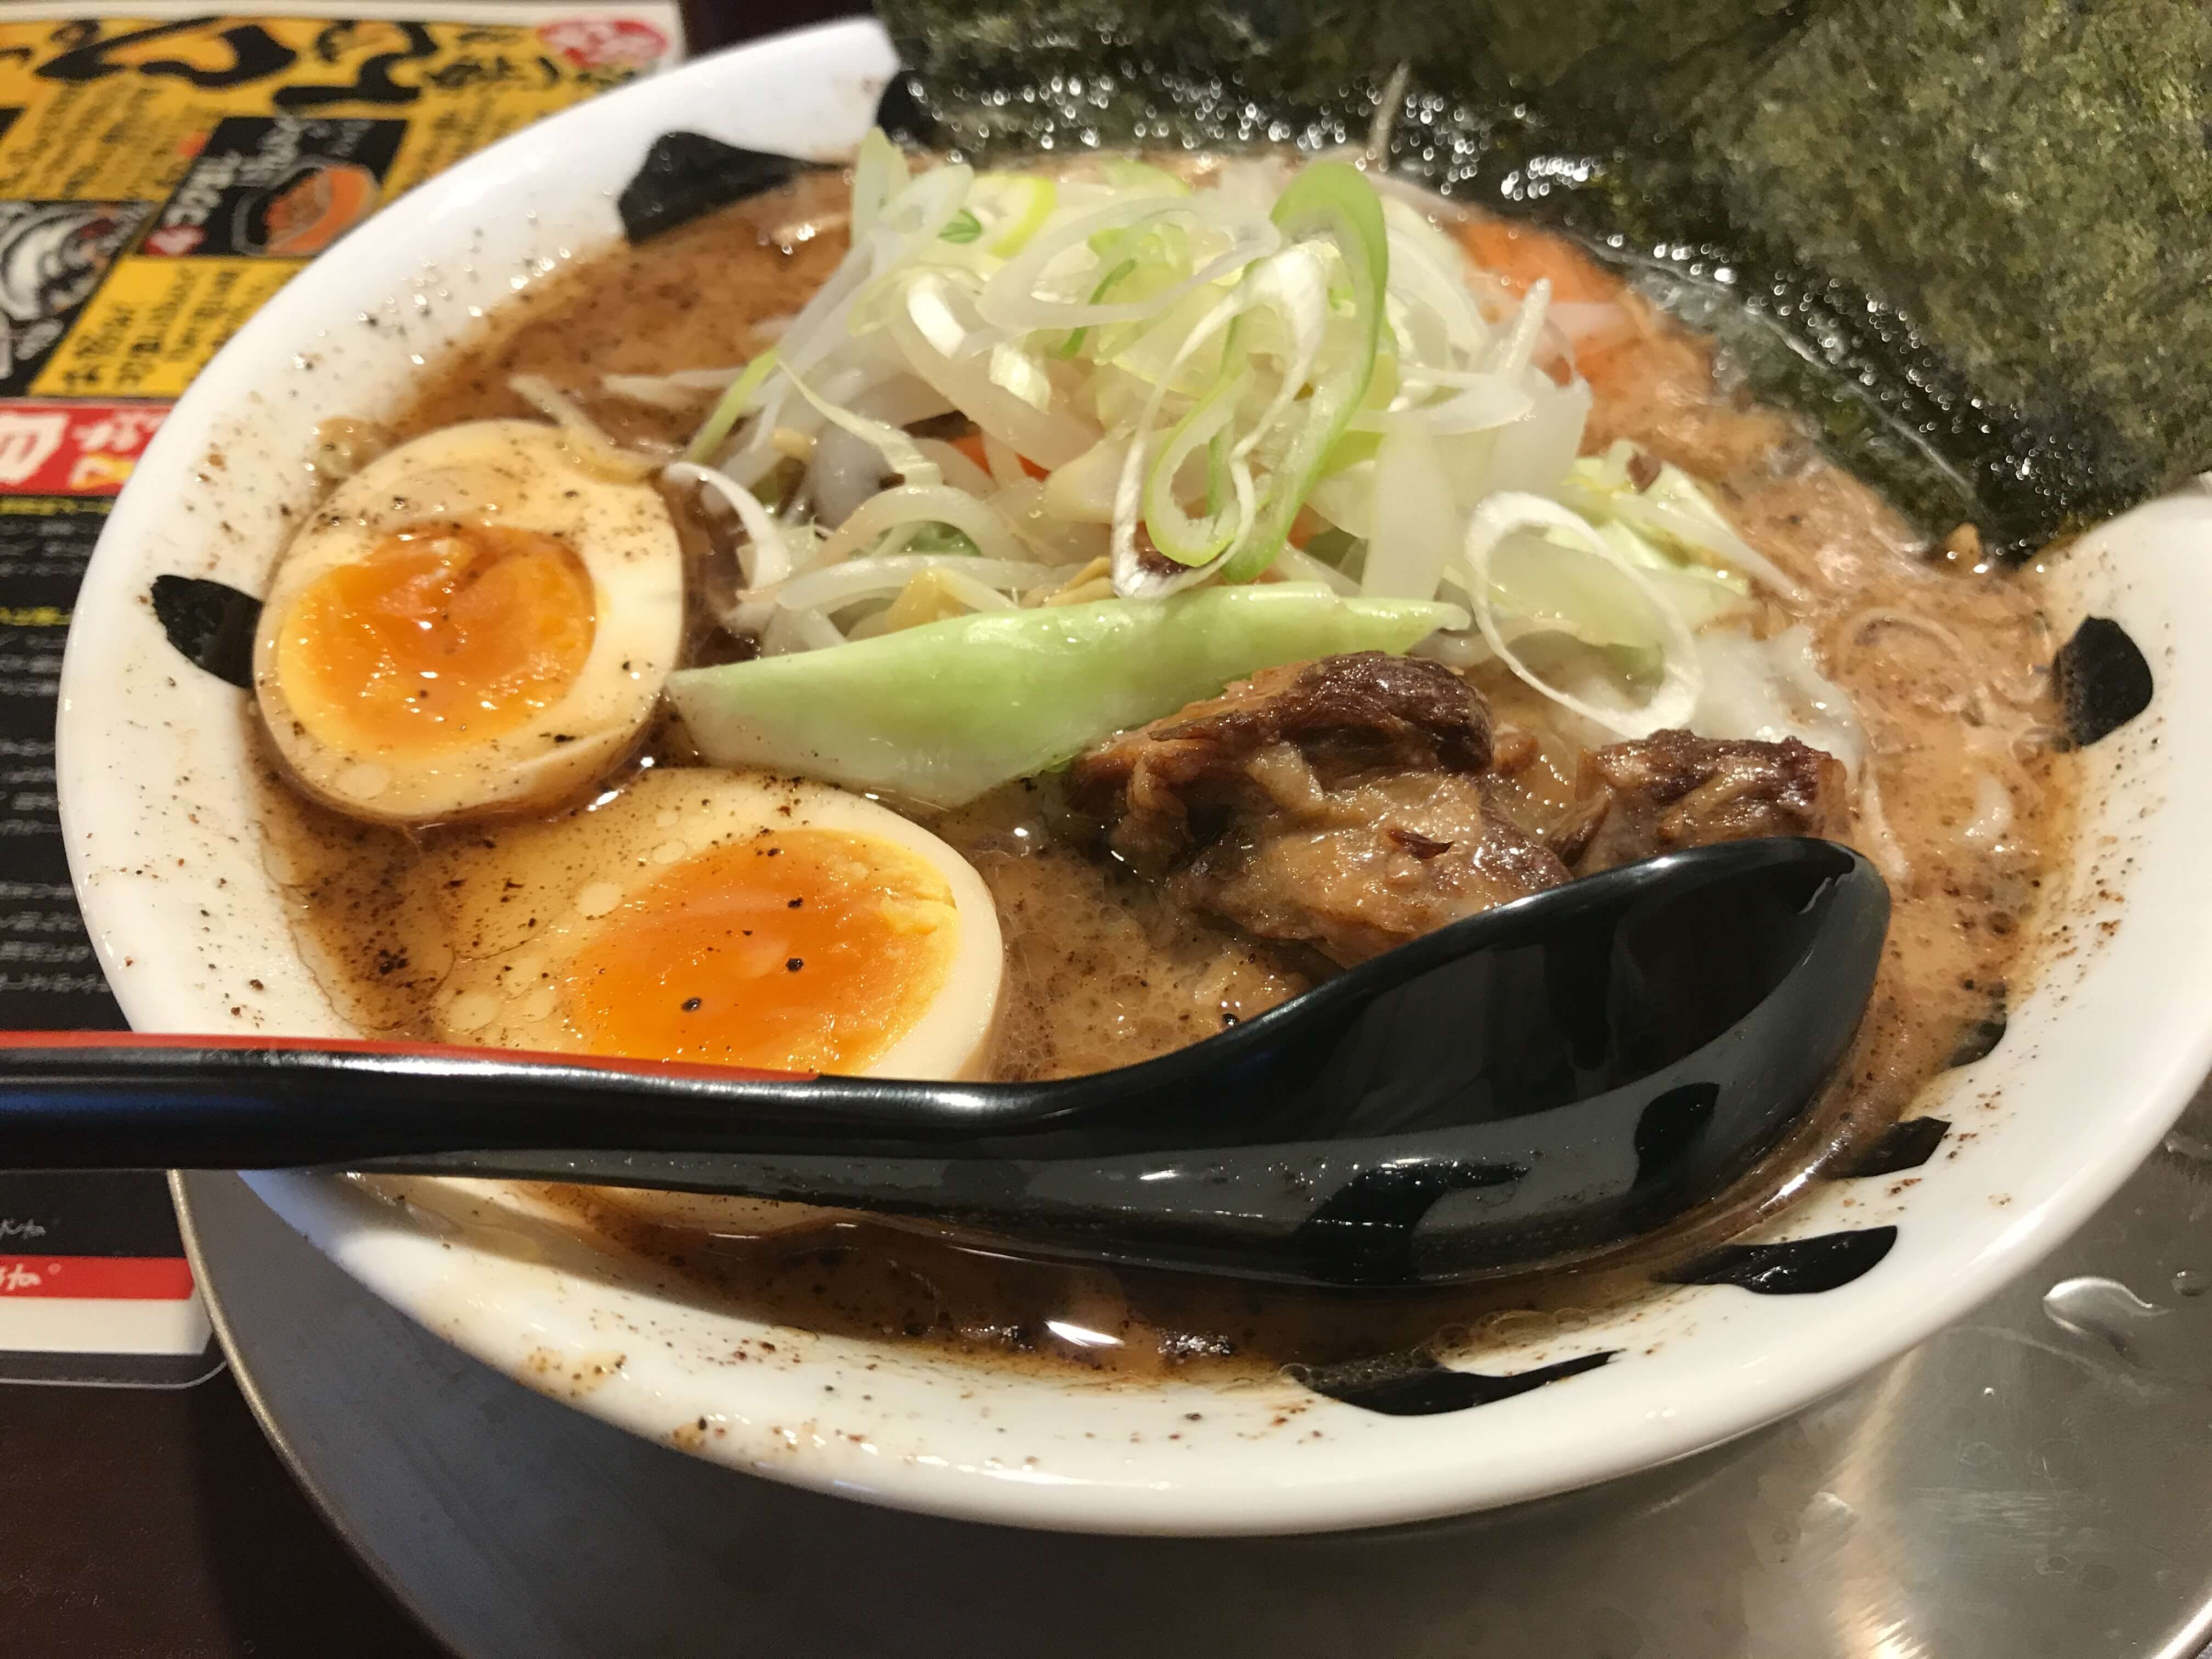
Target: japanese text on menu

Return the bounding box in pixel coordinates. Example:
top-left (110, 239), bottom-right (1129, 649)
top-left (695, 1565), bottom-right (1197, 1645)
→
top-left (0, 13), bottom-right (670, 1030)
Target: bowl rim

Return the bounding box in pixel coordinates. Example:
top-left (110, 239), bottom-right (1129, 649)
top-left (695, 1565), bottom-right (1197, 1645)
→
top-left (55, 16), bottom-right (2212, 1533)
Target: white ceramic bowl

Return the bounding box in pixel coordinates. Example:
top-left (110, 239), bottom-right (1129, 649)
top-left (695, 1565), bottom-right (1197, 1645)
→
top-left (57, 18), bottom-right (2212, 1534)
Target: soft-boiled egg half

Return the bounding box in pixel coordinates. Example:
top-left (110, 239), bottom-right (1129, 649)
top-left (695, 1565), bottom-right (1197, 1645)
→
top-left (424, 769), bottom-right (1003, 1079)
top-left (253, 419), bottom-right (682, 823)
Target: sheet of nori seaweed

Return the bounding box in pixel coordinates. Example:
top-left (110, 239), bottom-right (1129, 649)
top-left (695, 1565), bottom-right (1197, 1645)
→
top-left (618, 133), bottom-right (823, 242)
top-left (873, 0), bottom-right (2209, 555)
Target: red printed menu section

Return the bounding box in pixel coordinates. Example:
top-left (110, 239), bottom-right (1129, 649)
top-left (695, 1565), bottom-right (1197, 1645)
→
top-left (0, 403), bottom-right (168, 497)
top-left (0, 1256), bottom-right (199, 1298)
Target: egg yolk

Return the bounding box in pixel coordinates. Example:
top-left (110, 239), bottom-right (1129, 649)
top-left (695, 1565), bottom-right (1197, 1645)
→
top-left (276, 523), bottom-right (595, 759)
top-left (560, 828), bottom-right (960, 1073)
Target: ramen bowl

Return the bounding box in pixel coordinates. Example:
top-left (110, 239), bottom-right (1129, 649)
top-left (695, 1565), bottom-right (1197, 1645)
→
top-left (55, 18), bottom-right (2212, 1533)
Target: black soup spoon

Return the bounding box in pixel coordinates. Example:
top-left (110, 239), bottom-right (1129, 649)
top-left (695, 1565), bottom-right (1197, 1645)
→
top-left (0, 838), bottom-right (1887, 1289)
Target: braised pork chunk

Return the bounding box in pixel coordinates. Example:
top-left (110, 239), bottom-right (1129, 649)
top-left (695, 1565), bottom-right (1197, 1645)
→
top-left (1073, 657), bottom-right (1851, 964)
top-left (1070, 654), bottom-right (1567, 964)
top-left (1549, 729), bottom-right (1848, 873)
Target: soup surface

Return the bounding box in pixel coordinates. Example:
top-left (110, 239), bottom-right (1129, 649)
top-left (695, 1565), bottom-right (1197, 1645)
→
top-left (250, 159), bottom-right (2072, 1375)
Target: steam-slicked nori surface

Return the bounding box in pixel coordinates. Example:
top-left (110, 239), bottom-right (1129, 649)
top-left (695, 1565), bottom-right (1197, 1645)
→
top-left (874, 0), bottom-right (2209, 554)
top-left (1681, 3), bottom-right (2211, 527)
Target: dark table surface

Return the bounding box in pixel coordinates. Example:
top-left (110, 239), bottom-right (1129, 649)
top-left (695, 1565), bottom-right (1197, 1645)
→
top-left (0, 1376), bottom-right (450, 1658)
top-left (0, 5), bottom-right (864, 1656)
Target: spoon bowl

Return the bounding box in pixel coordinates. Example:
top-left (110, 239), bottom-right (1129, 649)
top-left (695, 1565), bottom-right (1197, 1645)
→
top-left (1, 838), bottom-right (1886, 1289)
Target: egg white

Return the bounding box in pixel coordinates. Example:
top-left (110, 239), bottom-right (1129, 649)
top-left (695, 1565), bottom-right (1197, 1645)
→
top-left (425, 768), bottom-right (1006, 1081)
top-left (253, 419), bottom-right (682, 823)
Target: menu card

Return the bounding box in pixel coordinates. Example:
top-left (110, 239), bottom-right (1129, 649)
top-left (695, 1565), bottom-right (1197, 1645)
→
top-left (0, 3), bottom-right (682, 1384)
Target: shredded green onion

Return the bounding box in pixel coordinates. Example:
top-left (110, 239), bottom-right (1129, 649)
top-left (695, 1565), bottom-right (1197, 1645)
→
top-left (683, 348), bottom-right (779, 465)
top-left (970, 174), bottom-right (1057, 255)
top-left (1142, 366), bottom-right (1250, 565)
top-left (1053, 256), bottom-right (1138, 359)
top-left (1215, 161), bottom-right (1389, 583)
top-left (656, 130), bottom-right (1820, 757)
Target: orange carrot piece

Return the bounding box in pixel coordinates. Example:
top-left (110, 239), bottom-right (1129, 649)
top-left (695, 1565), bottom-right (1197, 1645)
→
top-left (1455, 217), bottom-right (1623, 306)
top-left (949, 430), bottom-right (1047, 479)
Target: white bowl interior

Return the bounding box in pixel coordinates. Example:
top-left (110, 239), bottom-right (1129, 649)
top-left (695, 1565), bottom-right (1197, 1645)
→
top-left (55, 19), bottom-right (2212, 1533)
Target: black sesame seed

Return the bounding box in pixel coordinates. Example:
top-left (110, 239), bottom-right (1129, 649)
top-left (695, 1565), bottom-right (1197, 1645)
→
top-left (682, 997), bottom-right (702, 1012)
top-left (786, 958), bottom-right (804, 972)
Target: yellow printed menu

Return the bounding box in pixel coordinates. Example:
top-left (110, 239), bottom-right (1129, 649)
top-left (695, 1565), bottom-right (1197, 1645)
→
top-left (0, 13), bottom-right (678, 399)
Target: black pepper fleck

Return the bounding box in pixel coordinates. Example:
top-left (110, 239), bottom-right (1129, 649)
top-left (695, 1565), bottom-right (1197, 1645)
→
top-left (786, 957), bottom-right (803, 972)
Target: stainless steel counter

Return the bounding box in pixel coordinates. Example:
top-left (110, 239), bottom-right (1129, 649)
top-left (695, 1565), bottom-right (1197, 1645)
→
top-left (177, 1073), bottom-right (2212, 1658)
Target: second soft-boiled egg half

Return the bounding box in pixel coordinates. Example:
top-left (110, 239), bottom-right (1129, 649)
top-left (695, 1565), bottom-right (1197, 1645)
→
top-left (253, 419), bottom-right (682, 823)
top-left (424, 768), bottom-right (1005, 1080)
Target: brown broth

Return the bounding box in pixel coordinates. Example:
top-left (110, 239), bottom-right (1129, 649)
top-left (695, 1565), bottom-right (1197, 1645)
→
top-left (249, 166), bottom-right (2073, 1377)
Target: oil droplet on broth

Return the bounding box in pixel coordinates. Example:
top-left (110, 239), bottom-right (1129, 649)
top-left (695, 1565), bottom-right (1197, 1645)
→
top-left (448, 991), bottom-right (500, 1033)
